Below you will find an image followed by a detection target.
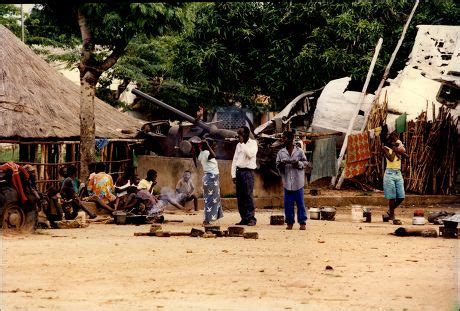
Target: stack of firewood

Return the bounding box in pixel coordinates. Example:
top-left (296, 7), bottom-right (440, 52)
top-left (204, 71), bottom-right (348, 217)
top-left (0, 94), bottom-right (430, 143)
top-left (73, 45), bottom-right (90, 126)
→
top-left (403, 106), bottom-right (458, 194)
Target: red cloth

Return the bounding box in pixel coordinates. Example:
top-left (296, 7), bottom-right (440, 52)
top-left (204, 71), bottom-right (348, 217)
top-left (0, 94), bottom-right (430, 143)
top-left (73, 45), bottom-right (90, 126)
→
top-left (343, 132), bottom-right (371, 179)
top-left (0, 162), bottom-right (29, 203)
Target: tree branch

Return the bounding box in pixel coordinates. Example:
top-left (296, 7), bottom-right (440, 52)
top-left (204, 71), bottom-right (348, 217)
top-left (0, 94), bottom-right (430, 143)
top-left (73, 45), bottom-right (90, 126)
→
top-left (76, 8), bottom-right (93, 66)
top-left (99, 44), bottom-right (127, 72)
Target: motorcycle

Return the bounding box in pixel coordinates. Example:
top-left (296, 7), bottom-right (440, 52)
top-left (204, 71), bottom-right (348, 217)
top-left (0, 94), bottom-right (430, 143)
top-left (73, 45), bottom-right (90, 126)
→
top-left (0, 167), bottom-right (38, 231)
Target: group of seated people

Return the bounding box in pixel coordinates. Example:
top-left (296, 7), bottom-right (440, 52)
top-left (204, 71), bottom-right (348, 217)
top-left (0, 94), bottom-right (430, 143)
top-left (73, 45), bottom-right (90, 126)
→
top-left (43, 162), bottom-right (198, 227)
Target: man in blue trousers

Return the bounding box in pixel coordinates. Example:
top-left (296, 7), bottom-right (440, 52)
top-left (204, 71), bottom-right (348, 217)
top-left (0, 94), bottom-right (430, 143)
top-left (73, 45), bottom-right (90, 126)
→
top-left (276, 130), bottom-right (309, 230)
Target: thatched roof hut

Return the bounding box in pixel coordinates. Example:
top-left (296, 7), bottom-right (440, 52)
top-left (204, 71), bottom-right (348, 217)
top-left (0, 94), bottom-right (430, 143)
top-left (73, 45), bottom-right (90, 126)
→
top-left (0, 25), bottom-right (142, 140)
top-left (0, 25), bottom-right (146, 189)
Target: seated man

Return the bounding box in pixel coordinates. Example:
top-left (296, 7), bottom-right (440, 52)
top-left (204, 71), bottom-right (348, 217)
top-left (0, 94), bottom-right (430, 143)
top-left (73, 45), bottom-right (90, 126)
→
top-left (138, 169), bottom-right (183, 210)
top-left (123, 189), bottom-right (165, 223)
top-left (175, 170), bottom-right (198, 211)
top-left (86, 162), bottom-right (115, 213)
top-left (44, 187), bottom-right (63, 228)
top-left (61, 165), bottom-right (97, 219)
top-left (119, 186), bottom-right (139, 211)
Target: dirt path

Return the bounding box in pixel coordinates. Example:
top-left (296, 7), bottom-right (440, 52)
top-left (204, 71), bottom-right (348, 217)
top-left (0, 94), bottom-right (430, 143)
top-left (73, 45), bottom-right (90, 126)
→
top-left (1, 207), bottom-right (458, 310)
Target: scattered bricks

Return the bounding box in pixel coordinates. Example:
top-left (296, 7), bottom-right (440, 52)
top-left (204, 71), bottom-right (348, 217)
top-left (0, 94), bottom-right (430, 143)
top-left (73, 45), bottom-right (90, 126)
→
top-left (191, 228), bottom-right (205, 237)
top-left (213, 230), bottom-right (224, 237)
top-left (155, 231), bottom-right (171, 237)
top-left (150, 224), bottom-right (162, 233)
top-left (55, 220), bottom-right (87, 229)
top-left (228, 226), bottom-right (244, 237)
top-left (134, 232), bottom-right (156, 236)
top-left (439, 226), bottom-right (459, 239)
top-left (204, 225), bottom-right (220, 231)
top-left (203, 232), bottom-right (216, 238)
top-left (270, 215), bottom-right (284, 225)
top-left (169, 232), bottom-right (191, 237)
top-left (243, 232), bottom-right (258, 239)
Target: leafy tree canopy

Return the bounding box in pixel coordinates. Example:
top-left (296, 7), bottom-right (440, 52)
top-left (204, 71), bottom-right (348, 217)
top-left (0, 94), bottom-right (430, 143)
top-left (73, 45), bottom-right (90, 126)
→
top-left (24, 1), bottom-right (459, 116)
top-left (173, 1), bottom-right (459, 110)
top-left (0, 4), bottom-right (22, 38)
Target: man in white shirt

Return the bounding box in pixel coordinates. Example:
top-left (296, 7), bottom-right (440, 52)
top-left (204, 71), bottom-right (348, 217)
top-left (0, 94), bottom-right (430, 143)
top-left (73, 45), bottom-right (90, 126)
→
top-left (231, 126), bottom-right (258, 226)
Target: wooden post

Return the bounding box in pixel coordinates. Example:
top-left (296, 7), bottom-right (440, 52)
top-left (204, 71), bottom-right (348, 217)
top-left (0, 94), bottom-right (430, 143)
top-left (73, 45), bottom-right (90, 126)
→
top-left (331, 38), bottom-right (383, 187)
top-left (362, 0), bottom-right (420, 130)
top-left (109, 143), bottom-right (114, 173)
top-left (337, 0), bottom-right (420, 189)
top-left (39, 144), bottom-right (45, 181)
top-left (43, 145), bottom-right (48, 181)
top-left (33, 144), bottom-right (38, 163)
top-left (71, 144), bottom-right (76, 162)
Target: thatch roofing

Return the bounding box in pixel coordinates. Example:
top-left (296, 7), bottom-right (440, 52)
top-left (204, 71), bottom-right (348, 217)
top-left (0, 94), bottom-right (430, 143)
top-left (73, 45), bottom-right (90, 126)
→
top-left (0, 25), bottom-right (143, 140)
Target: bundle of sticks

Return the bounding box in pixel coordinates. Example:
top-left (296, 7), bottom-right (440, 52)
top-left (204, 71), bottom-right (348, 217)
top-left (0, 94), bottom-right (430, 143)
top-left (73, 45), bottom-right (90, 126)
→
top-left (403, 105), bottom-right (458, 194)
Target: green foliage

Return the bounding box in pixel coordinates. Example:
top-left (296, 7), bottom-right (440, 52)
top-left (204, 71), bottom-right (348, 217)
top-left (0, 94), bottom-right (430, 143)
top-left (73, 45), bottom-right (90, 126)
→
top-left (0, 4), bottom-right (22, 38)
top-left (25, 3), bottom-right (186, 119)
top-left (172, 1), bottom-right (459, 111)
top-left (27, 4), bottom-right (183, 49)
top-left (25, 5), bottom-right (80, 48)
top-left (23, 1), bottom-right (459, 118)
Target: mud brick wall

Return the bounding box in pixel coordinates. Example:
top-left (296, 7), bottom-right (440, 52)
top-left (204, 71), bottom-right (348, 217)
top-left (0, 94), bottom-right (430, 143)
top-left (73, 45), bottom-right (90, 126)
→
top-left (137, 155), bottom-right (283, 199)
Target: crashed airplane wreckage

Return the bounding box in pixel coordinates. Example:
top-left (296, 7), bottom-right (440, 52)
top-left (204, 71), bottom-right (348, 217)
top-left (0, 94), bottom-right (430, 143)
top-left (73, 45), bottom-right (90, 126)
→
top-left (131, 25), bottom-right (459, 187)
top-left (132, 89), bottom-right (274, 175)
top-left (132, 89), bottom-right (324, 176)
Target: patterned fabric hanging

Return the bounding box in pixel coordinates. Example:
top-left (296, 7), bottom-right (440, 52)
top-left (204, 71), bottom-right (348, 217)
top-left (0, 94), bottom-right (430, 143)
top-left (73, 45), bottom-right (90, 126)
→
top-left (343, 132), bottom-right (371, 178)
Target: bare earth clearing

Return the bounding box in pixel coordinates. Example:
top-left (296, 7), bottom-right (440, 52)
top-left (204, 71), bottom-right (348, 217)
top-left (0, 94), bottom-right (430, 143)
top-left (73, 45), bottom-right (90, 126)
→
top-left (1, 206), bottom-right (458, 311)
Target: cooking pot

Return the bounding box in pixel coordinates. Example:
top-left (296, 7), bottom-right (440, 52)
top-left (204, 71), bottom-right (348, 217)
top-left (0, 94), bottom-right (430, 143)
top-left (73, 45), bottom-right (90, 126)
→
top-left (442, 214), bottom-right (460, 228)
top-left (321, 207), bottom-right (336, 221)
top-left (127, 214), bottom-right (147, 225)
top-left (309, 207), bottom-right (321, 220)
top-left (112, 211), bottom-right (127, 225)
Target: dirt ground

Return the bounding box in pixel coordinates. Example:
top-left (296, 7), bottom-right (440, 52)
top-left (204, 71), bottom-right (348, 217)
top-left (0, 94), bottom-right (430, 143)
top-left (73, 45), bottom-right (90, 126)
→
top-left (1, 206), bottom-right (458, 311)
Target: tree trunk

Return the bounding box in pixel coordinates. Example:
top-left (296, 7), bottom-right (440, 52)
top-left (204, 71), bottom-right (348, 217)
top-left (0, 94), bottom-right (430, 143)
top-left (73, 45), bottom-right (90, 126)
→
top-left (75, 8), bottom-right (125, 181)
top-left (79, 74), bottom-right (97, 181)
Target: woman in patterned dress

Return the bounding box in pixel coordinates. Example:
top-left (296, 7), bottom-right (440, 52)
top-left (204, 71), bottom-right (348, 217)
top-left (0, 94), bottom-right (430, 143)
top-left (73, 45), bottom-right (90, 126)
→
top-left (197, 139), bottom-right (223, 225)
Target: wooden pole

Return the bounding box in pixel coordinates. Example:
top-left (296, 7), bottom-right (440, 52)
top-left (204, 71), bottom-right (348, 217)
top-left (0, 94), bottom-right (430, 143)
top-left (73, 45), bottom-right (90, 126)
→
top-left (109, 143), bottom-right (114, 173)
top-left (44, 145), bottom-right (49, 181)
top-left (331, 38), bottom-right (383, 187)
top-left (39, 144), bottom-right (45, 181)
top-left (362, 0), bottom-right (420, 130)
top-left (337, 0), bottom-right (420, 189)
top-left (33, 144), bottom-right (38, 163)
top-left (71, 144), bottom-right (76, 162)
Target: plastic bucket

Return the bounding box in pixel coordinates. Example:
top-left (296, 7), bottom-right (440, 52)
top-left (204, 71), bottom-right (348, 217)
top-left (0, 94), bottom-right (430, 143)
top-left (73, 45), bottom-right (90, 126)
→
top-left (412, 216), bottom-right (426, 225)
top-left (351, 205), bottom-right (363, 223)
